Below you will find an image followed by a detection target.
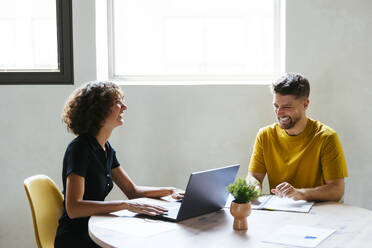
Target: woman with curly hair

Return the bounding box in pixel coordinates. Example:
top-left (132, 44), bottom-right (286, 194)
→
top-left (55, 81), bottom-right (183, 248)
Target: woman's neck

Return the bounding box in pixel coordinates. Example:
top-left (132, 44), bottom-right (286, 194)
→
top-left (95, 127), bottom-right (113, 151)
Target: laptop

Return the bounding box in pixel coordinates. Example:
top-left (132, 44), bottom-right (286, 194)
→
top-left (130, 164), bottom-right (240, 222)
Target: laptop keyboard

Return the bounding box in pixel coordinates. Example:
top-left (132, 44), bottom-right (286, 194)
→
top-left (163, 202), bottom-right (180, 214)
top-left (157, 202), bottom-right (180, 218)
top-left (163, 208), bottom-right (179, 218)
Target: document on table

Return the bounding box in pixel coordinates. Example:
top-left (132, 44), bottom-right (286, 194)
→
top-left (251, 194), bottom-right (314, 213)
top-left (94, 213), bottom-right (179, 237)
top-left (262, 225), bottom-right (335, 247)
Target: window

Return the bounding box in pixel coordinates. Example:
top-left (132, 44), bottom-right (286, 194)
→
top-left (102, 0), bottom-right (284, 84)
top-left (0, 0), bottom-right (73, 85)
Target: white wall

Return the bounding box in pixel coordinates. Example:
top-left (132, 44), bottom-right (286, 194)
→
top-left (1, 0), bottom-right (372, 247)
top-left (286, 0), bottom-right (372, 208)
top-left (0, 0), bottom-right (97, 247)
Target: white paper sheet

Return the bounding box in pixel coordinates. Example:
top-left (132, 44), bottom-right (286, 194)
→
top-left (94, 216), bottom-right (179, 237)
top-left (262, 225), bottom-right (335, 247)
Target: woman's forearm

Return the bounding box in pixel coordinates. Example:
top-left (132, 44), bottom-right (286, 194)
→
top-left (132, 186), bottom-right (174, 198)
top-left (66, 199), bottom-right (127, 219)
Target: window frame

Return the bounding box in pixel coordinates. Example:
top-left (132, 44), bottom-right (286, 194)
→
top-left (0, 0), bottom-right (74, 85)
top-left (104, 0), bottom-right (285, 85)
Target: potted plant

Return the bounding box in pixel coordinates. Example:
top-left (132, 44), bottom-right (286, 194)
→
top-left (226, 177), bottom-right (260, 230)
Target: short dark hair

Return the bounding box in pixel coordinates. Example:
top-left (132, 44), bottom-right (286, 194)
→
top-left (62, 81), bottom-right (124, 136)
top-left (272, 73), bottom-right (310, 98)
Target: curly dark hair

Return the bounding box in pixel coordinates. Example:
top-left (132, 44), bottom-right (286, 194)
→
top-left (62, 81), bottom-right (124, 136)
top-left (272, 73), bottom-right (310, 99)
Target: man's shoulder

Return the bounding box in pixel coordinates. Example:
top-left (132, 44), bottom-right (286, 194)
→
top-left (309, 118), bottom-right (337, 137)
top-left (308, 119), bottom-right (341, 146)
top-left (257, 122), bottom-right (279, 138)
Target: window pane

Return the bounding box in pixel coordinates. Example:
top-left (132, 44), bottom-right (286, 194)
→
top-left (113, 0), bottom-right (279, 78)
top-left (0, 0), bottom-right (58, 71)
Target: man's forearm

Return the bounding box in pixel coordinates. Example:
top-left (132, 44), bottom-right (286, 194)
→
top-left (247, 172), bottom-right (266, 195)
top-left (247, 174), bottom-right (261, 187)
top-left (299, 182), bottom-right (344, 202)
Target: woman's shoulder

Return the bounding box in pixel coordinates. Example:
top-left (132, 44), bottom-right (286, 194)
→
top-left (66, 134), bottom-right (91, 152)
top-left (105, 140), bottom-right (117, 154)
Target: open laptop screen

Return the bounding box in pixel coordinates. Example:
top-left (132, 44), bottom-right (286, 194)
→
top-left (176, 164), bottom-right (240, 220)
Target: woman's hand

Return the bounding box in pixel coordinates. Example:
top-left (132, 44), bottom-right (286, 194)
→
top-left (123, 201), bottom-right (168, 216)
top-left (160, 187), bottom-right (184, 200)
top-left (142, 186), bottom-right (185, 200)
top-left (171, 190), bottom-right (184, 200)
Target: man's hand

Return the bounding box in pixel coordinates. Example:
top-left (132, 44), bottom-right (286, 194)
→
top-left (271, 182), bottom-right (306, 201)
top-left (271, 178), bottom-right (345, 202)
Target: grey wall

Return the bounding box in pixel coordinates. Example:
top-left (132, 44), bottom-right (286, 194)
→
top-left (1, 0), bottom-right (372, 247)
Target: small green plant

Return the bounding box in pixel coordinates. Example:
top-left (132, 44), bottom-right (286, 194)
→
top-left (226, 177), bottom-right (260, 204)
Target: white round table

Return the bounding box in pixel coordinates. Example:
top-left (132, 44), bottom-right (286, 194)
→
top-left (89, 202), bottom-right (372, 248)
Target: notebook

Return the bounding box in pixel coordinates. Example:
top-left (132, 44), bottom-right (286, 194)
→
top-left (129, 164), bottom-right (240, 222)
top-left (251, 194), bottom-right (314, 213)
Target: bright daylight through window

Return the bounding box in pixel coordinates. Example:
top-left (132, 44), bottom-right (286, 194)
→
top-left (0, 0), bottom-right (58, 71)
top-left (0, 0), bottom-right (73, 85)
top-left (108, 0), bottom-right (284, 84)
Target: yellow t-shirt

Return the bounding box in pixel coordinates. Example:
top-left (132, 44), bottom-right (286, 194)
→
top-left (248, 118), bottom-right (348, 190)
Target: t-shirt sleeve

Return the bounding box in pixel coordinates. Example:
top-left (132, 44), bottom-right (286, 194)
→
top-left (65, 141), bottom-right (90, 178)
top-left (248, 130), bottom-right (267, 174)
top-left (112, 149), bottom-right (120, 169)
top-left (321, 132), bottom-right (348, 180)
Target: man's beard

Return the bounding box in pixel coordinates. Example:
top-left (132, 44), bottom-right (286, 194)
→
top-left (278, 116), bottom-right (299, 130)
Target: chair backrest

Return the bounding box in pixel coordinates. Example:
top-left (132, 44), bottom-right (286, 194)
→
top-left (24, 175), bottom-right (64, 248)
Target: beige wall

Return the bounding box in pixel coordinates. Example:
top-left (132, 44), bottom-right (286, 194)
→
top-left (1, 0), bottom-right (372, 247)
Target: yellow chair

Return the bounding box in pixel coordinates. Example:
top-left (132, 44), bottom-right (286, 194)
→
top-left (24, 175), bottom-right (64, 248)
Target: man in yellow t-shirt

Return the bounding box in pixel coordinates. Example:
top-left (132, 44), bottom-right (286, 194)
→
top-left (248, 73), bottom-right (348, 202)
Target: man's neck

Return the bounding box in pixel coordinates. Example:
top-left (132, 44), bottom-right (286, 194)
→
top-left (285, 117), bottom-right (308, 136)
